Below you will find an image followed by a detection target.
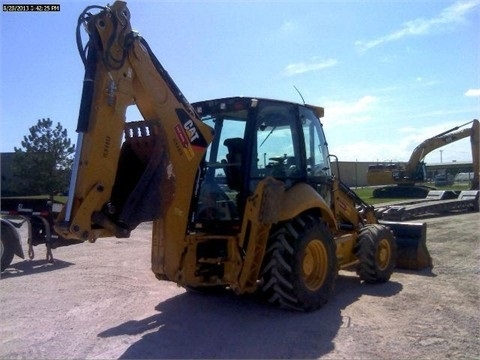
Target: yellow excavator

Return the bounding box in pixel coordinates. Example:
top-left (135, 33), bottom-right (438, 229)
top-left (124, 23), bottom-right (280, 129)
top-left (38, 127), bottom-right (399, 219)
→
top-left (367, 119), bottom-right (480, 198)
top-left (54, 1), bottom-right (430, 311)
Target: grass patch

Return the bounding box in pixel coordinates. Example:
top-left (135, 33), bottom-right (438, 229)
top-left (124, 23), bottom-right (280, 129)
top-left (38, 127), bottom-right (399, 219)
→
top-left (350, 187), bottom-right (398, 205)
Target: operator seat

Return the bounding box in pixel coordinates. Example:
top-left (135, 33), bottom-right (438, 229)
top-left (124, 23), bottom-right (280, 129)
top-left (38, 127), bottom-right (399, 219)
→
top-left (223, 138), bottom-right (244, 191)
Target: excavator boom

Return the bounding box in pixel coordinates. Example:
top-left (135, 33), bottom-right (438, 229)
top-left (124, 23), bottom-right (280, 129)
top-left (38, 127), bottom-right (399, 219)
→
top-left (470, 119), bottom-right (479, 189)
top-left (405, 119), bottom-right (479, 180)
top-left (368, 119), bottom-right (479, 197)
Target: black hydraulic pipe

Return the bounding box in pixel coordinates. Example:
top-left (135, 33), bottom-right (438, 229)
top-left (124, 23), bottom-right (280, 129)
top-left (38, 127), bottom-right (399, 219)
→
top-left (76, 43), bottom-right (98, 133)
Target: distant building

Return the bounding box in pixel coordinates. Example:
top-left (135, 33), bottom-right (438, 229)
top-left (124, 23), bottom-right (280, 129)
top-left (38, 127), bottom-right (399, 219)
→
top-left (331, 161), bottom-right (370, 188)
top-left (1, 152), bottom-right (15, 196)
top-left (332, 160), bottom-right (474, 188)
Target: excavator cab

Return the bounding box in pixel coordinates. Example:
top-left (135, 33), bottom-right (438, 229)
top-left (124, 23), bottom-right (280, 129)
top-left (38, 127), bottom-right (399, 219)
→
top-left (190, 97), bottom-right (333, 231)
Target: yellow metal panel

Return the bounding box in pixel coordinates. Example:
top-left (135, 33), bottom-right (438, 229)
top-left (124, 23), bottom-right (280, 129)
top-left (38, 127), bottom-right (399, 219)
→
top-left (278, 183), bottom-right (336, 229)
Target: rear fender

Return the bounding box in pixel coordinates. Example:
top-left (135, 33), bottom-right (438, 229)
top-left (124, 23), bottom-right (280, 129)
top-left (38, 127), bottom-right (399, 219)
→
top-left (278, 183), bottom-right (337, 229)
top-left (1, 219), bottom-right (25, 259)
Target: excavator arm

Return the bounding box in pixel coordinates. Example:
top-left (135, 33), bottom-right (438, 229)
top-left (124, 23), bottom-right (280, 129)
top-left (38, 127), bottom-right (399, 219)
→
top-left (469, 119), bottom-right (479, 189)
top-left (368, 119), bottom-right (479, 191)
top-left (55, 1), bottom-right (214, 257)
top-left (404, 119), bottom-right (479, 186)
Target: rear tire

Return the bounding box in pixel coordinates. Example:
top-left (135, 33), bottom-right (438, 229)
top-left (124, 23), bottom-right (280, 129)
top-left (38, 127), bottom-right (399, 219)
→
top-left (354, 224), bottom-right (397, 283)
top-left (1, 222), bottom-right (16, 272)
top-left (260, 214), bottom-right (337, 311)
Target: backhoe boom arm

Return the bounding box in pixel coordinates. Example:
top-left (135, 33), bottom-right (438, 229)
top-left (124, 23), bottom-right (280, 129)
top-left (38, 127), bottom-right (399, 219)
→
top-left (55, 1), bottom-right (214, 249)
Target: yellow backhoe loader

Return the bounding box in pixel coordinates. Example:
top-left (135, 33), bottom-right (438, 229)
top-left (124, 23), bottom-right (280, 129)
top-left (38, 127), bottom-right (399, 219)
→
top-left (367, 119), bottom-right (479, 198)
top-left (54, 1), bottom-right (430, 311)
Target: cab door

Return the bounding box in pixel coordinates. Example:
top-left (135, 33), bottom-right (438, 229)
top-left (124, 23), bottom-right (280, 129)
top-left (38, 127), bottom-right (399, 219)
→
top-left (299, 106), bottom-right (332, 204)
top-left (248, 100), bottom-right (305, 192)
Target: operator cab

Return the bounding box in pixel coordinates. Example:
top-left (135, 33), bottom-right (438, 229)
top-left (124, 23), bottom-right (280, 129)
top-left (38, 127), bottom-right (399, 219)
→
top-left (191, 97), bottom-right (331, 233)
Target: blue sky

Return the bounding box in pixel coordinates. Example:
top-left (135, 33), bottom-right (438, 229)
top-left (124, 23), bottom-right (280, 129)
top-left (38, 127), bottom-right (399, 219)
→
top-left (1, 0), bottom-right (479, 165)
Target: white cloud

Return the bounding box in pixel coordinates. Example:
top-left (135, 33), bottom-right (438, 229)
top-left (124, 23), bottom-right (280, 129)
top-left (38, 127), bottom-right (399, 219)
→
top-left (271, 20), bottom-right (302, 41)
top-left (356, 0), bottom-right (480, 52)
top-left (323, 95), bottom-right (378, 126)
top-left (279, 21), bottom-right (299, 34)
top-left (465, 88), bottom-right (480, 97)
top-left (415, 77), bottom-right (440, 87)
top-left (283, 58), bottom-right (337, 77)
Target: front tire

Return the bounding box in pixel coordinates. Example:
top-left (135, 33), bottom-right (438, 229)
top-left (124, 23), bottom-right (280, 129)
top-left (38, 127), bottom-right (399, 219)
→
top-left (354, 224), bottom-right (397, 283)
top-left (260, 214), bottom-right (337, 312)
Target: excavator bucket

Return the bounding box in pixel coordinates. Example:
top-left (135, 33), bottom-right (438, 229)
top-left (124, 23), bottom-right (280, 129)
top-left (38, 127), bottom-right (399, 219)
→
top-left (380, 220), bottom-right (432, 270)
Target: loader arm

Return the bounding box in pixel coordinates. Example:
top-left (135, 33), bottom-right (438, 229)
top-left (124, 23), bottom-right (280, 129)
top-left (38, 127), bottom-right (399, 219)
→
top-left (55, 0), bottom-right (213, 267)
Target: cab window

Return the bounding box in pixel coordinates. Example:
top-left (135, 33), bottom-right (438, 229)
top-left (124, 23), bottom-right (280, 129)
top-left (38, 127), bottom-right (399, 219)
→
top-left (251, 101), bottom-right (302, 184)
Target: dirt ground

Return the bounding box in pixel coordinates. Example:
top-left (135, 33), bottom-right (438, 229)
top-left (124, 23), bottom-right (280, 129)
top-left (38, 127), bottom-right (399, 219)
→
top-left (1, 212), bottom-right (479, 359)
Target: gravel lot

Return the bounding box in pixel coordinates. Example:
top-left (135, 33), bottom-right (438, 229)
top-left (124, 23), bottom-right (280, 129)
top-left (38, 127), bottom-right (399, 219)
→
top-left (1, 212), bottom-right (479, 359)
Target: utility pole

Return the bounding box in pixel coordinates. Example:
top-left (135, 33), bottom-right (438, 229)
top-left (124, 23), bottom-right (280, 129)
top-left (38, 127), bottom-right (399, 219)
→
top-left (440, 150), bottom-right (443, 163)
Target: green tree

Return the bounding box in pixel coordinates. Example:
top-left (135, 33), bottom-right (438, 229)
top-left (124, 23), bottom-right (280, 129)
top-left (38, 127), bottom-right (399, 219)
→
top-left (11, 118), bottom-right (75, 195)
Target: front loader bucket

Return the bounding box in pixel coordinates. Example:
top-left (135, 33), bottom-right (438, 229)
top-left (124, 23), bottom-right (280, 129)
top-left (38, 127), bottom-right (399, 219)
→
top-left (380, 221), bottom-right (432, 270)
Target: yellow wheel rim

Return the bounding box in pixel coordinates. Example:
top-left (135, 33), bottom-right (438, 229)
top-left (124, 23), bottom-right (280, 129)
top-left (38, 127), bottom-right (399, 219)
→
top-left (377, 238), bottom-right (391, 271)
top-left (302, 239), bottom-right (328, 291)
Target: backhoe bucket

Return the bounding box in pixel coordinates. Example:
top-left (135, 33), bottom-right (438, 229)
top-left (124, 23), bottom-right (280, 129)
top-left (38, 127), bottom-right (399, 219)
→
top-left (380, 221), bottom-right (432, 270)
